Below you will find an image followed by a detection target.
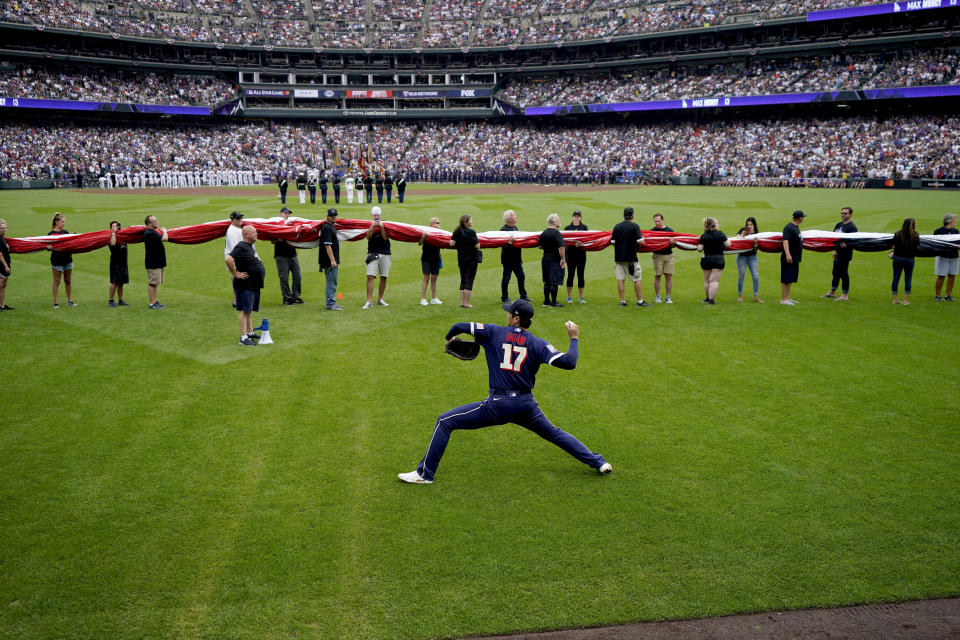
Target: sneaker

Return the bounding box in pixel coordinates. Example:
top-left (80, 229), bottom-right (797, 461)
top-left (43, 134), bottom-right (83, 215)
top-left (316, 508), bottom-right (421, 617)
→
top-left (520, 295), bottom-right (532, 301)
top-left (636, 300), bottom-right (650, 307)
top-left (543, 301), bottom-right (552, 307)
top-left (420, 298), bottom-right (429, 306)
top-left (0, 305), bottom-right (11, 311)
top-left (935, 295), bottom-right (944, 301)
top-left (362, 301), bottom-right (374, 309)
top-left (946, 295), bottom-right (955, 302)
top-left (550, 302), bottom-right (565, 307)
top-left (108, 300), bottom-right (117, 308)
top-left (701, 298), bottom-right (710, 304)
top-left (780, 299), bottom-right (795, 305)
top-left (53, 303), bottom-right (59, 309)
top-left (599, 462), bottom-right (613, 475)
top-left (566, 297), bottom-right (573, 304)
top-left (247, 333), bottom-right (261, 342)
top-left (430, 298), bottom-right (443, 305)
top-left (707, 299), bottom-right (717, 305)
top-left (283, 298), bottom-right (295, 305)
top-left (654, 295), bottom-right (662, 303)
top-left (67, 301), bottom-right (77, 307)
top-left (117, 300), bottom-right (129, 306)
top-left (836, 295), bottom-right (848, 301)
top-left (579, 297), bottom-right (586, 304)
top-left (377, 300), bottom-right (389, 306)
top-left (149, 302), bottom-right (166, 309)
top-left (327, 304), bottom-right (344, 311)
top-left (239, 337), bottom-right (257, 346)
top-left (500, 296), bottom-right (509, 303)
top-left (618, 301), bottom-right (627, 307)
top-left (665, 296), bottom-right (673, 304)
top-left (822, 292), bottom-right (836, 298)
top-left (294, 297), bottom-right (304, 304)
top-left (398, 470), bottom-right (432, 484)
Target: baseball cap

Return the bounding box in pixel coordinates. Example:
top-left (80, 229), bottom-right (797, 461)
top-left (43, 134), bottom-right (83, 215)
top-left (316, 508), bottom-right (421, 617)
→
top-left (229, 211), bottom-right (243, 220)
top-left (371, 206), bottom-right (382, 216)
top-left (793, 209), bottom-right (807, 219)
top-left (502, 298), bottom-right (535, 322)
top-left (572, 210), bottom-right (582, 217)
top-left (327, 208), bottom-right (338, 217)
top-left (623, 207), bottom-right (634, 218)
top-left (280, 206), bottom-right (292, 214)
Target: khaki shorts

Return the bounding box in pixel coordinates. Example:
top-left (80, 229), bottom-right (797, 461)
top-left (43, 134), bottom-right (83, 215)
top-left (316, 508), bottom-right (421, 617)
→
top-left (615, 261), bottom-right (642, 282)
top-left (365, 254), bottom-right (392, 278)
top-left (652, 253), bottom-right (675, 276)
top-left (146, 268), bottom-right (164, 286)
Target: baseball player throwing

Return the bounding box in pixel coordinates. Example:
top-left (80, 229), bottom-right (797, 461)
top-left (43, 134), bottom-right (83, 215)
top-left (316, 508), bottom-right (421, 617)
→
top-left (398, 299), bottom-right (612, 484)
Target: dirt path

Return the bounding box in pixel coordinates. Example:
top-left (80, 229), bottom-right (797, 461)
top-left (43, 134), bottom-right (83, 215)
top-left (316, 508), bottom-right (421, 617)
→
top-left (469, 598), bottom-right (960, 640)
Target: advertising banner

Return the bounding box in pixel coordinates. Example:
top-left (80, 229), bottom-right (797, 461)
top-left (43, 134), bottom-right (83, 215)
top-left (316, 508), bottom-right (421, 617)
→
top-left (0, 96), bottom-right (210, 115)
top-left (346, 90), bottom-right (394, 98)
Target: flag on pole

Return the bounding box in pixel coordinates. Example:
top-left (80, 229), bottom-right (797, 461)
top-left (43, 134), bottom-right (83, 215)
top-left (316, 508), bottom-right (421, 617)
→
top-left (357, 143), bottom-right (366, 177)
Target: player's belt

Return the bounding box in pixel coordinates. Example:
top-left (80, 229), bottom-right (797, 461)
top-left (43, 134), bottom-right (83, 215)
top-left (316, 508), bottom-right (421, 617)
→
top-left (490, 389), bottom-right (532, 397)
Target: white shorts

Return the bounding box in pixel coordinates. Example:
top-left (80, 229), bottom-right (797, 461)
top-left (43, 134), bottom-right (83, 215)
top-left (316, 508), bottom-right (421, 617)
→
top-left (615, 261), bottom-right (642, 282)
top-left (935, 256), bottom-right (959, 277)
top-left (366, 254), bottom-right (392, 277)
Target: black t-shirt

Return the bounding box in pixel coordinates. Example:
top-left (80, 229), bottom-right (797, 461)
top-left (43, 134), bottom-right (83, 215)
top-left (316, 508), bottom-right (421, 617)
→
top-left (611, 220), bottom-right (642, 263)
top-left (781, 222), bottom-right (803, 263)
top-left (737, 227), bottom-right (757, 257)
top-left (230, 241), bottom-right (265, 290)
top-left (319, 222), bottom-right (340, 268)
top-left (500, 224), bottom-right (522, 265)
top-left (367, 228), bottom-right (391, 255)
top-left (650, 225), bottom-right (674, 255)
top-left (934, 225), bottom-right (959, 259)
top-left (109, 242), bottom-right (127, 268)
top-left (833, 220), bottom-right (858, 260)
top-left (49, 228), bottom-right (72, 266)
top-left (893, 231), bottom-right (919, 258)
top-left (273, 238), bottom-right (297, 259)
top-left (143, 228), bottom-right (166, 269)
top-left (538, 227), bottom-right (564, 261)
top-left (0, 236), bottom-right (10, 276)
top-left (564, 223), bottom-right (588, 261)
top-left (699, 230), bottom-right (727, 256)
top-left (452, 226), bottom-right (479, 263)
top-left (421, 240), bottom-right (440, 263)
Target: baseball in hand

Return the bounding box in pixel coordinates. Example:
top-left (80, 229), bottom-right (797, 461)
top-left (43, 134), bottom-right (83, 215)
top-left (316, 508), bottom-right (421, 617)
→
top-left (565, 321), bottom-right (579, 338)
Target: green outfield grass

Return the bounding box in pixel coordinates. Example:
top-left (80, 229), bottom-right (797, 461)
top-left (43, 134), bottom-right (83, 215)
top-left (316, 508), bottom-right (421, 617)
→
top-left (1, 184), bottom-right (957, 640)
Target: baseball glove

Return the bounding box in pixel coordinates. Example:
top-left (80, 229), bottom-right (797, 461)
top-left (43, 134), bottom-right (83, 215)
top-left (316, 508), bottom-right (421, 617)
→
top-left (445, 337), bottom-right (480, 361)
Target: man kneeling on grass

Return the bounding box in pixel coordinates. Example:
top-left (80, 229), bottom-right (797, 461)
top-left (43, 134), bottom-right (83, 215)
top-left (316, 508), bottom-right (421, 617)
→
top-left (226, 225), bottom-right (266, 346)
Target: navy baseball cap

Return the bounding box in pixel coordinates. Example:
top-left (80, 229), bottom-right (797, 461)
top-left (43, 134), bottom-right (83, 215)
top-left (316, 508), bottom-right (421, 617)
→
top-left (793, 209), bottom-right (807, 219)
top-left (280, 206), bottom-right (292, 214)
top-left (503, 298), bottom-right (535, 321)
top-left (327, 208), bottom-right (338, 217)
top-left (229, 211), bottom-right (243, 220)
top-left (572, 210), bottom-right (582, 217)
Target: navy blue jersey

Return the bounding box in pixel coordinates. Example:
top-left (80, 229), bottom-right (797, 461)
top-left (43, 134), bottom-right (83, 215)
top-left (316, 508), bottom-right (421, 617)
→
top-left (446, 322), bottom-right (577, 392)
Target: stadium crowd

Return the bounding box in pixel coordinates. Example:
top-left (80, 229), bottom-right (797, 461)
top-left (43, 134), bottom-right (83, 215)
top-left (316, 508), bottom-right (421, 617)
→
top-left (0, 0), bottom-right (889, 48)
top-left (498, 48), bottom-right (960, 107)
top-left (2, 116), bottom-right (959, 182)
top-left (0, 64), bottom-right (236, 106)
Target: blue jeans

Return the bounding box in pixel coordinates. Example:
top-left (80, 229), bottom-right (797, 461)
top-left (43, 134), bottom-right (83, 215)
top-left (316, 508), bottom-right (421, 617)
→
top-left (892, 256), bottom-right (914, 294)
top-left (324, 265), bottom-right (339, 308)
top-left (737, 253), bottom-right (759, 297)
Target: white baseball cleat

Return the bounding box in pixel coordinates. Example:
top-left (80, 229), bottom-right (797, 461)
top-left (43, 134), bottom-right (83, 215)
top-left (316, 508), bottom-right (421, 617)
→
top-left (420, 298), bottom-right (429, 306)
top-left (362, 301), bottom-right (374, 309)
top-left (398, 470), bottom-right (432, 484)
top-left (430, 298), bottom-right (443, 305)
top-left (598, 462), bottom-right (613, 475)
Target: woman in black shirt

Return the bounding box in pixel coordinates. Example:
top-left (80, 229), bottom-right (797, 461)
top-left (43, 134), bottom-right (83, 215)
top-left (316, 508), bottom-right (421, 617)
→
top-left (697, 217), bottom-right (731, 305)
top-left (449, 214), bottom-right (480, 308)
top-left (47, 212), bottom-right (75, 308)
top-left (108, 220), bottom-right (129, 307)
top-left (890, 217), bottom-right (920, 305)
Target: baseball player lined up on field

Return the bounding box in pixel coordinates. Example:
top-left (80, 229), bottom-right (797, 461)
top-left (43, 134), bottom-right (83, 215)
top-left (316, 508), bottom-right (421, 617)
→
top-left (398, 299), bottom-right (612, 484)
